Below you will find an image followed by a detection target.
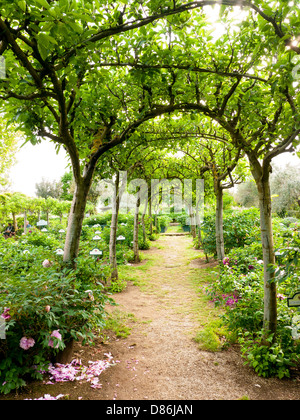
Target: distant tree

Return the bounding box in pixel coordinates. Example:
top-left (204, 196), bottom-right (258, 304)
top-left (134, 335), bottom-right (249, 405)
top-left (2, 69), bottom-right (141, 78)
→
top-left (0, 120), bottom-right (19, 189)
top-left (62, 170), bottom-right (102, 206)
top-left (60, 172), bottom-right (73, 202)
top-left (35, 178), bottom-right (62, 199)
top-left (223, 191), bottom-right (237, 210)
top-left (270, 164), bottom-right (300, 217)
top-left (235, 179), bottom-right (259, 208)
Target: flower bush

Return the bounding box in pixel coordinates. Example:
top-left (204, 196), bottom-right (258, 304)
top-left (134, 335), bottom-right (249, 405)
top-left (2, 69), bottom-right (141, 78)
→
top-left (0, 265), bottom-right (112, 394)
top-left (0, 210), bottom-right (156, 394)
top-left (206, 215), bottom-right (300, 378)
top-left (201, 208), bottom-right (261, 257)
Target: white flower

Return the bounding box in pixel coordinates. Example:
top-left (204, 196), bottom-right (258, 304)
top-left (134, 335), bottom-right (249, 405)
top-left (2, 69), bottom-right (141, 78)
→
top-left (42, 259), bottom-right (51, 267)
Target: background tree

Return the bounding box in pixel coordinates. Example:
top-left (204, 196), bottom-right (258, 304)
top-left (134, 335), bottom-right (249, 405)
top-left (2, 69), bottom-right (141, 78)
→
top-left (0, 119), bottom-right (19, 190)
top-left (60, 172), bottom-right (73, 202)
top-left (270, 163), bottom-right (300, 218)
top-left (235, 178), bottom-right (259, 208)
top-left (35, 177), bottom-right (62, 199)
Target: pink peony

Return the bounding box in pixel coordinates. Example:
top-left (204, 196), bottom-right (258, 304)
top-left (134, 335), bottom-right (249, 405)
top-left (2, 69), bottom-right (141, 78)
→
top-left (51, 330), bottom-right (62, 340)
top-left (1, 307), bottom-right (11, 320)
top-left (222, 257), bottom-right (230, 265)
top-left (20, 337), bottom-right (35, 350)
top-left (48, 330), bottom-right (62, 348)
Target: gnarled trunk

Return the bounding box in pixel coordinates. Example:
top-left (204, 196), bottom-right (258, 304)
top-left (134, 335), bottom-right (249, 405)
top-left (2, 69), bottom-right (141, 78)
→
top-left (133, 197), bottom-right (141, 263)
top-left (64, 177), bottom-right (92, 268)
top-left (109, 172), bottom-right (120, 282)
top-left (256, 173), bottom-right (277, 335)
top-left (215, 182), bottom-right (225, 262)
top-left (250, 156), bottom-right (277, 336)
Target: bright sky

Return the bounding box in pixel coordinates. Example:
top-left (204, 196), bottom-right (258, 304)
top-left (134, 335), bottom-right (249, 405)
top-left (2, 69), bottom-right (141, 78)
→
top-left (8, 136), bottom-right (300, 198)
top-left (9, 140), bottom-right (70, 197)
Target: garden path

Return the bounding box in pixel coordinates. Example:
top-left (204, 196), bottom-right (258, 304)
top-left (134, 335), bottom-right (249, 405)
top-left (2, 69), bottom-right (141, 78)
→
top-left (96, 234), bottom-right (300, 401)
top-left (3, 231), bottom-right (300, 401)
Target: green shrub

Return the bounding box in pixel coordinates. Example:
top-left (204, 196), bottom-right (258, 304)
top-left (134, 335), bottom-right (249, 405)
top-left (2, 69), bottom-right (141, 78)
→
top-left (0, 269), bottom-right (110, 394)
top-left (239, 331), bottom-right (300, 379)
top-left (109, 278), bottom-right (127, 293)
top-left (281, 217), bottom-right (299, 227)
top-left (194, 320), bottom-right (230, 352)
top-left (138, 238), bottom-right (151, 250)
top-left (201, 208), bottom-right (260, 257)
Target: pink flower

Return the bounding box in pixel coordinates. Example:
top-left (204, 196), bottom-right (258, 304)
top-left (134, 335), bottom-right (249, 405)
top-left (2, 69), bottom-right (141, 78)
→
top-left (48, 330), bottom-right (62, 348)
top-left (24, 394), bottom-right (65, 400)
top-left (20, 337), bottom-right (35, 350)
top-left (51, 330), bottom-right (62, 340)
top-left (277, 293), bottom-right (286, 301)
top-left (1, 308), bottom-right (11, 320)
top-left (222, 257), bottom-right (230, 265)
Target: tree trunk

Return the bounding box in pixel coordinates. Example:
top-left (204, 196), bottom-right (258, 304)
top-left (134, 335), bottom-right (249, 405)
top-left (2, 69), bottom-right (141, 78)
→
top-left (141, 212), bottom-right (147, 242)
top-left (189, 206), bottom-right (196, 239)
top-left (148, 198), bottom-right (153, 236)
top-left (109, 172), bottom-right (120, 282)
top-left (109, 209), bottom-right (119, 282)
top-left (24, 210), bottom-right (27, 234)
top-left (133, 197), bottom-right (141, 263)
top-left (254, 170), bottom-right (277, 335)
top-left (64, 178), bottom-right (91, 268)
top-left (11, 212), bottom-right (18, 233)
top-left (215, 183), bottom-right (225, 262)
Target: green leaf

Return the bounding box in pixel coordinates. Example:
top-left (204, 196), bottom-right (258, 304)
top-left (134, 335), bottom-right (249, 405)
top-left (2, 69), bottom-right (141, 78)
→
top-left (219, 5), bottom-right (227, 17)
top-left (17, 0), bottom-right (27, 12)
top-left (67, 21), bottom-right (84, 34)
top-left (37, 33), bottom-right (57, 60)
top-left (34, 0), bottom-right (50, 9)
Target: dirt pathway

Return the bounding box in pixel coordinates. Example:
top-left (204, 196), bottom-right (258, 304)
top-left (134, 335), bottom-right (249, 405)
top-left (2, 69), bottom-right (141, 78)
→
top-left (95, 234), bottom-right (299, 401)
top-left (3, 233), bottom-right (300, 400)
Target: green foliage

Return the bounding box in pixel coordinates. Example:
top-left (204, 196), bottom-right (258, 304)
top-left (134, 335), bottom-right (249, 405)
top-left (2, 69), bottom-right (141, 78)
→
top-left (0, 223), bottom-right (114, 394)
top-left (108, 278), bottom-right (127, 294)
top-left (156, 215), bottom-right (171, 230)
top-left (201, 208), bottom-right (260, 257)
top-left (271, 222), bottom-right (300, 293)
top-left (206, 216), bottom-right (300, 378)
top-left (138, 238), bottom-right (151, 250)
top-left (194, 319), bottom-right (230, 352)
top-left (0, 267), bottom-right (110, 394)
top-left (239, 331), bottom-right (300, 379)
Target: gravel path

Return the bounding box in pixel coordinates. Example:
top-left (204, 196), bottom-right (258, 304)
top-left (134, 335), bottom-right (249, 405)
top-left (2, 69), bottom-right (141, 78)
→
top-left (97, 235), bottom-right (300, 401)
